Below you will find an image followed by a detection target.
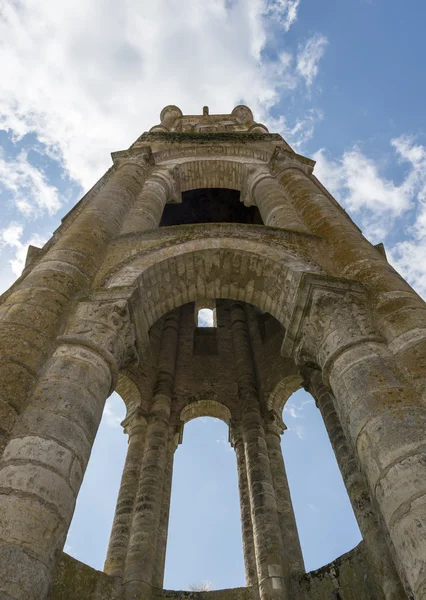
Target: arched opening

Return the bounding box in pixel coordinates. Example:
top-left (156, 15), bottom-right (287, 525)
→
top-left (160, 189), bottom-right (262, 226)
top-left (64, 392), bottom-right (128, 569)
top-left (281, 388), bottom-right (362, 571)
top-left (164, 417), bottom-right (245, 590)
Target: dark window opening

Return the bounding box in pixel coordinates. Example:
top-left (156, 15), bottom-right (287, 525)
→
top-left (160, 188), bottom-right (263, 226)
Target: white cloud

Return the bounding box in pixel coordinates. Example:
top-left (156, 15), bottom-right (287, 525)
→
top-left (0, 150), bottom-right (61, 217)
top-left (313, 136), bottom-right (426, 297)
top-left (103, 397), bottom-right (125, 428)
top-left (266, 108), bottom-right (323, 150)
top-left (263, 0), bottom-right (301, 31)
top-left (0, 0), bottom-right (323, 191)
top-left (296, 34), bottom-right (328, 87)
top-left (283, 398), bottom-right (314, 440)
top-left (293, 424), bottom-right (306, 440)
top-left (314, 146), bottom-right (411, 219)
top-left (0, 222), bottom-right (48, 276)
top-left (216, 438), bottom-right (232, 451)
top-left (284, 405), bottom-right (298, 419)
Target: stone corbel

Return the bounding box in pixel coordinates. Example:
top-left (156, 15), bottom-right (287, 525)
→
top-left (269, 146), bottom-right (315, 178)
top-left (58, 298), bottom-right (138, 393)
top-left (282, 274), bottom-right (384, 386)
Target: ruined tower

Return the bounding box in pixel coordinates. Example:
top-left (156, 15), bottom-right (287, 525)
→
top-left (0, 105), bottom-right (425, 600)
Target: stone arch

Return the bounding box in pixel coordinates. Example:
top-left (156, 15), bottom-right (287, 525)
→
top-left (153, 145), bottom-right (273, 169)
top-left (268, 374), bottom-right (304, 415)
top-left (180, 399), bottom-right (232, 425)
top-left (97, 226), bottom-right (324, 345)
top-left (175, 159), bottom-right (246, 192)
top-left (115, 372), bottom-right (143, 415)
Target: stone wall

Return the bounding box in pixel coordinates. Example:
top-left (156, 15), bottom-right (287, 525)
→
top-left (49, 554), bottom-right (119, 600)
top-left (50, 544), bottom-right (374, 600)
top-left (297, 542), bottom-right (375, 600)
top-left (157, 588), bottom-right (255, 600)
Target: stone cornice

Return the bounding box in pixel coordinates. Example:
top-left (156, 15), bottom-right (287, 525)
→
top-left (135, 131), bottom-right (284, 144)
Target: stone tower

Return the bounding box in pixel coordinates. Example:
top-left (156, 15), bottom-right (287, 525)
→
top-left (0, 104), bottom-right (425, 600)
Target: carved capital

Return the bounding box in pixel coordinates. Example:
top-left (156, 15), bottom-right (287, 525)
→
top-left (229, 420), bottom-right (243, 449)
top-left (111, 147), bottom-right (154, 170)
top-left (269, 146), bottom-right (315, 178)
top-left (59, 299), bottom-right (138, 391)
top-left (149, 166), bottom-right (181, 203)
top-left (240, 164), bottom-right (272, 206)
top-left (282, 275), bottom-right (383, 386)
top-left (172, 421), bottom-right (184, 451)
top-left (265, 409), bottom-right (287, 437)
top-left (122, 406), bottom-right (148, 435)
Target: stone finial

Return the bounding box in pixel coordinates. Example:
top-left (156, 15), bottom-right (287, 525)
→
top-left (231, 105), bottom-right (254, 125)
top-left (150, 105), bottom-right (183, 132)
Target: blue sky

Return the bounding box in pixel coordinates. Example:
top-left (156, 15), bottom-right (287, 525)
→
top-left (1, 0), bottom-right (425, 591)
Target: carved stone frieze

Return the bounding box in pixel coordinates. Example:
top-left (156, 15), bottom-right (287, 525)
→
top-left (282, 274), bottom-right (383, 383)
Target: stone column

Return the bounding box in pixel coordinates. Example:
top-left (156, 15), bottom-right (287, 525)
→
top-left (243, 167), bottom-right (308, 233)
top-left (0, 298), bottom-right (136, 600)
top-left (230, 302), bottom-right (288, 600)
top-left (283, 274), bottom-right (426, 598)
top-left (275, 162), bottom-right (426, 395)
top-left (305, 367), bottom-right (407, 600)
top-left (264, 410), bottom-right (305, 579)
top-left (121, 167), bottom-right (180, 234)
top-left (104, 408), bottom-right (147, 579)
top-left (152, 429), bottom-right (179, 589)
top-left (230, 424), bottom-right (258, 587)
top-left (124, 310), bottom-right (180, 600)
top-left (0, 153), bottom-right (151, 451)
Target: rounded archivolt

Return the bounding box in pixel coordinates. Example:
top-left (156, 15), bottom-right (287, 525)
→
top-left (96, 224), bottom-right (323, 338)
top-left (115, 372), bottom-right (144, 415)
top-left (180, 399), bottom-right (232, 425)
top-left (268, 374), bottom-right (304, 415)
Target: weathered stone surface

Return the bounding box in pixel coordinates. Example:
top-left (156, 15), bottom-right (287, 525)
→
top-left (297, 542), bottom-right (376, 600)
top-left (0, 104), bottom-right (423, 600)
top-left (49, 553), bottom-right (119, 600)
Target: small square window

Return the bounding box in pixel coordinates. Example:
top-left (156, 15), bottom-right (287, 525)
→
top-left (197, 308), bottom-right (215, 327)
